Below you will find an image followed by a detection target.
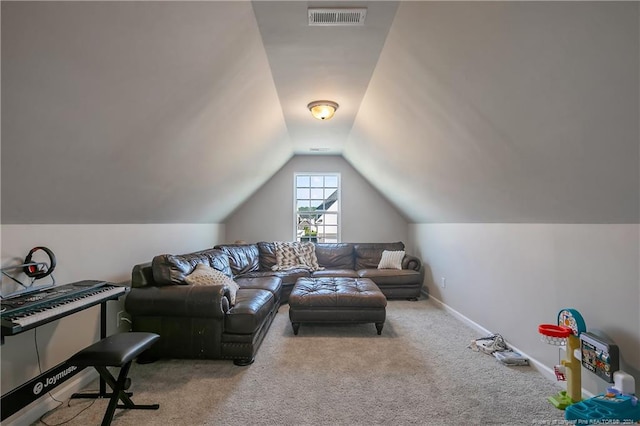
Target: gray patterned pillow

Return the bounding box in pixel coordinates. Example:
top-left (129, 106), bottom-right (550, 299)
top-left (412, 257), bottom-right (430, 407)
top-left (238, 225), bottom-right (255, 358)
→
top-left (272, 241), bottom-right (322, 271)
top-left (184, 263), bottom-right (240, 305)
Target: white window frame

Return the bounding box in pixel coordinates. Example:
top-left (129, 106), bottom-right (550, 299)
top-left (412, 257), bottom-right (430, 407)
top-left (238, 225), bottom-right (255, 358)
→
top-left (293, 172), bottom-right (341, 243)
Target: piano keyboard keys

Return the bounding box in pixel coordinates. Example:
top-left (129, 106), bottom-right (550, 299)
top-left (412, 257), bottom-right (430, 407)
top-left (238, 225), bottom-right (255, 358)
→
top-left (9, 286), bottom-right (126, 327)
top-left (1, 281), bottom-right (128, 336)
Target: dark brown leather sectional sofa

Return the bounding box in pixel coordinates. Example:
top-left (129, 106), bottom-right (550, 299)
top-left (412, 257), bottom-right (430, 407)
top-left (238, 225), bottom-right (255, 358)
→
top-left (215, 241), bottom-right (424, 302)
top-left (125, 241), bottom-right (423, 365)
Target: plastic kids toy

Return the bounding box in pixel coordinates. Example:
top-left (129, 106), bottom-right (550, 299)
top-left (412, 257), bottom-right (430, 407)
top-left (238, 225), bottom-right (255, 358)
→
top-left (565, 371), bottom-right (640, 424)
top-left (540, 309), bottom-right (640, 423)
top-left (538, 308), bottom-right (587, 409)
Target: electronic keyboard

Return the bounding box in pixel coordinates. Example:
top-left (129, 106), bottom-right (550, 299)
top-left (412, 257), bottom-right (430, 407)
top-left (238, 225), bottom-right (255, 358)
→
top-left (1, 280), bottom-right (127, 337)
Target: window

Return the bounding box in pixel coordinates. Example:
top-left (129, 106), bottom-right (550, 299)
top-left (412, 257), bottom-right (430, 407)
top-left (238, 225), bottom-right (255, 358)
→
top-left (294, 173), bottom-right (340, 243)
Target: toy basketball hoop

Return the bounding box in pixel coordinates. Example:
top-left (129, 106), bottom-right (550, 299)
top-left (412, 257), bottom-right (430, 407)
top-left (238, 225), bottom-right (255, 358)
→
top-left (538, 324), bottom-right (572, 346)
top-left (539, 308), bottom-right (588, 410)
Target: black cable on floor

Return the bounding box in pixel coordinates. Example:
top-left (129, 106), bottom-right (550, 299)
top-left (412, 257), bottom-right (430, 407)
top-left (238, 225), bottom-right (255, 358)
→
top-left (34, 328), bottom-right (97, 425)
top-left (38, 398), bottom-right (96, 426)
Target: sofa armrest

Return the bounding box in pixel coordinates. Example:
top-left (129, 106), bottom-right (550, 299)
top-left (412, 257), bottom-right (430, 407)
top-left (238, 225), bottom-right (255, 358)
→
top-left (131, 262), bottom-right (155, 288)
top-left (402, 254), bottom-right (422, 272)
top-left (125, 284), bottom-right (230, 319)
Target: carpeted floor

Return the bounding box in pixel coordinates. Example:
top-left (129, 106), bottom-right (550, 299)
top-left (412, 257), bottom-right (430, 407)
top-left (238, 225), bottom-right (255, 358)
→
top-left (36, 298), bottom-right (568, 425)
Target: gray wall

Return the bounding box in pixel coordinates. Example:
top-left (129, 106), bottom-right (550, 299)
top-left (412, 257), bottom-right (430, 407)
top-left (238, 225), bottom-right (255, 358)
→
top-left (357, 1), bottom-right (640, 398)
top-left (1, 1), bottom-right (291, 224)
top-left (410, 223), bottom-right (640, 396)
top-left (224, 155), bottom-right (409, 245)
top-left (347, 1), bottom-right (639, 223)
top-left (1, 224), bottom-right (224, 425)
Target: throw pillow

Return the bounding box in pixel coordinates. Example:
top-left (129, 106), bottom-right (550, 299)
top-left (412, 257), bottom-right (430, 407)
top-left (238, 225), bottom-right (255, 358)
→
top-left (184, 263), bottom-right (240, 305)
top-left (300, 242), bottom-right (322, 271)
top-left (272, 241), bottom-right (322, 272)
top-left (377, 250), bottom-right (405, 270)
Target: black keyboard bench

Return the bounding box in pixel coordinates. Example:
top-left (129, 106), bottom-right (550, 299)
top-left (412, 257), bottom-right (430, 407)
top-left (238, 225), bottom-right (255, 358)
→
top-left (68, 332), bottom-right (160, 426)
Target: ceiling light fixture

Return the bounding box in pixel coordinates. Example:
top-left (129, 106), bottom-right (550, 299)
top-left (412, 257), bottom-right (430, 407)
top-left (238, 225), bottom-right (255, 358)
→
top-left (307, 100), bottom-right (339, 121)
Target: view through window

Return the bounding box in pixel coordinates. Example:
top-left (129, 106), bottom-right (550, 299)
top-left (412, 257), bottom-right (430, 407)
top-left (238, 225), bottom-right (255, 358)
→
top-left (294, 173), bottom-right (340, 243)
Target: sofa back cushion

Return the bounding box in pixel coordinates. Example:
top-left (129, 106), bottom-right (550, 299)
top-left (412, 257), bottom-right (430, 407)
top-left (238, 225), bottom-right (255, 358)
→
top-left (257, 241), bottom-right (278, 271)
top-left (354, 242), bottom-right (405, 270)
top-left (215, 244), bottom-right (260, 276)
top-left (152, 248), bottom-right (232, 286)
top-left (314, 243), bottom-right (354, 269)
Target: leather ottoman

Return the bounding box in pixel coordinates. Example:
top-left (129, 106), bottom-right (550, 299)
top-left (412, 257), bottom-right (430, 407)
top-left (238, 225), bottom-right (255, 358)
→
top-left (288, 277), bottom-right (387, 335)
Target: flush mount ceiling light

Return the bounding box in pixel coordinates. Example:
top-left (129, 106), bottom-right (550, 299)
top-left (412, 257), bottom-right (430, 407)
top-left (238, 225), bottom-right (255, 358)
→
top-left (307, 100), bottom-right (339, 121)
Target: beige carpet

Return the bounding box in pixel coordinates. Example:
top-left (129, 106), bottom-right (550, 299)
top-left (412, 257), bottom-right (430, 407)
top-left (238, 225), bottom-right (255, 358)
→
top-left (36, 298), bottom-right (567, 425)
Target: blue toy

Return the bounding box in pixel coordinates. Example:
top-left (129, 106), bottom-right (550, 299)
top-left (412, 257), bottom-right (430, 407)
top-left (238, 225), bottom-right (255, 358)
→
top-left (565, 386), bottom-right (640, 424)
top-left (564, 357), bottom-right (640, 423)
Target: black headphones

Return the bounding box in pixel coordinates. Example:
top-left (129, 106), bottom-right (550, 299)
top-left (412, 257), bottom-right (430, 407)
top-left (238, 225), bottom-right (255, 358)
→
top-left (23, 246), bottom-right (57, 280)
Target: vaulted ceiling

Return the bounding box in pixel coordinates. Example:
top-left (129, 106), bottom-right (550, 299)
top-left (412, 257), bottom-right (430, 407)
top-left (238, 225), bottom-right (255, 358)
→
top-left (2, 1), bottom-right (638, 224)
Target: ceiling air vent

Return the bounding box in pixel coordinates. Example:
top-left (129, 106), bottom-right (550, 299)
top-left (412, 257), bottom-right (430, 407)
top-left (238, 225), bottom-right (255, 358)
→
top-left (308, 8), bottom-right (367, 26)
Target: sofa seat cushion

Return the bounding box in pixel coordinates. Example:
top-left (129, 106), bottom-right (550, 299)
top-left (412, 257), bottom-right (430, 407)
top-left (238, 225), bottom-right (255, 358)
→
top-left (235, 276), bottom-right (282, 306)
top-left (238, 269), bottom-right (311, 286)
top-left (311, 269), bottom-right (358, 278)
top-left (357, 268), bottom-right (422, 285)
top-left (236, 276), bottom-right (281, 294)
top-left (225, 289), bottom-right (274, 334)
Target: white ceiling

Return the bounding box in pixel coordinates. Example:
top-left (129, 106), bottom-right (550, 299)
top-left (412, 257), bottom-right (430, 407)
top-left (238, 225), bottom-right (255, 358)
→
top-left (253, 1), bottom-right (398, 154)
top-left (1, 1), bottom-right (638, 224)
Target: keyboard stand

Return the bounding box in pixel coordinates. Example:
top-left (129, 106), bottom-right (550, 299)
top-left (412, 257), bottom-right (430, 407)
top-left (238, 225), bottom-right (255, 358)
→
top-left (71, 301), bottom-right (115, 399)
top-left (0, 291), bottom-right (126, 421)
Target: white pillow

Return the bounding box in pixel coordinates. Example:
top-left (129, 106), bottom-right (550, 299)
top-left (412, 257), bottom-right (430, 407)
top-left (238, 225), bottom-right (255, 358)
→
top-left (377, 250), bottom-right (405, 270)
top-left (184, 263), bottom-right (240, 305)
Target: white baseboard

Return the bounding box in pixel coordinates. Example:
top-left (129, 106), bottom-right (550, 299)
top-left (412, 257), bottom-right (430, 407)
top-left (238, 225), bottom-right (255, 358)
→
top-left (4, 369), bottom-right (98, 426)
top-left (427, 295), bottom-right (594, 399)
